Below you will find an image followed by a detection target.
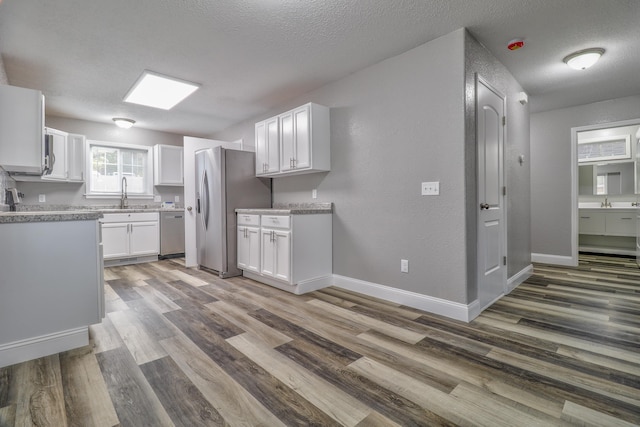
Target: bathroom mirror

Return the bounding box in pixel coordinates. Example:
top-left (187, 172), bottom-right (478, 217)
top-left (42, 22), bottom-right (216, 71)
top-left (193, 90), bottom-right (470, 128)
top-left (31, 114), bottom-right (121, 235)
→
top-left (579, 161), bottom-right (635, 195)
top-left (577, 123), bottom-right (639, 196)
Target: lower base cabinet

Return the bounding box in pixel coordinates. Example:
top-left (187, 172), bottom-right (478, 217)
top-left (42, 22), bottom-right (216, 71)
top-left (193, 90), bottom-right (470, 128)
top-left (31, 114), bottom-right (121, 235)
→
top-left (237, 212), bottom-right (332, 294)
top-left (101, 212), bottom-right (159, 264)
top-left (0, 219), bottom-right (104, 368)
top-left (579, 208), bottom-right (637, 255)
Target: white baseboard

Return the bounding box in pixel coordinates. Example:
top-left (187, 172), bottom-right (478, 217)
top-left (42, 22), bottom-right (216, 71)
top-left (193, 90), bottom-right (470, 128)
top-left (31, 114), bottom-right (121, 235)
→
top-left (332, 274), bottom-right (476, 322)
top-left (0, 327), bottom-right (88, 369)
top-left (531, 253), bottom-right (577, 266)
top-left (507, 264), bottom-right (533, 293)
top-left (242, 271), bottom-right (333, 295)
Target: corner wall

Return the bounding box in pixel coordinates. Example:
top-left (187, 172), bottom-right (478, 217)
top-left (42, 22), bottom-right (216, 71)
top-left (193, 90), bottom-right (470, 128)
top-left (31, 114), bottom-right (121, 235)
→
top-left (464, 31), bottom-right (532, 298)
top-left (530, 95), bottom-right (640, 259)
top-left (215, 29), bottom-right (470, 304)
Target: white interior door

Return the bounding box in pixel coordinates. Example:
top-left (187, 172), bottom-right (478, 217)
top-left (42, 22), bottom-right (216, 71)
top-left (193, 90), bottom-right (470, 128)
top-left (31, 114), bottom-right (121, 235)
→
top-left (183, 137), bottom-right (240, 267)
top-left (477, 76), bottom-right (507, 310)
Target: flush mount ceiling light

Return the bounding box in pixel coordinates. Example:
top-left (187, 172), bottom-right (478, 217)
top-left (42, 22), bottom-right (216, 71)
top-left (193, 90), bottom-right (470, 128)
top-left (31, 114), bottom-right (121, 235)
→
top-left (563, 48), bottom-right (605, 70)
top-left (124, 70), bottom-right (200, 110)
top-left (112, 118), bottom-right (136, 129)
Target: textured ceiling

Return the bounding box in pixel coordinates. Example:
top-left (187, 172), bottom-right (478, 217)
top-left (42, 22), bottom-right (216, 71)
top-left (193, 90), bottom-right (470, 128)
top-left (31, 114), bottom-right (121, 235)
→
top-left (0, 0), bottom-right (638, 137)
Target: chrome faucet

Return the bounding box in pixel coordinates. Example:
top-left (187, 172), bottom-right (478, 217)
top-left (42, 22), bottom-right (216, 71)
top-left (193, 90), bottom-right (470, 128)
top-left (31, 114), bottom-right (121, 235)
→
top-left (601, 197), bottom-right (611, 208)
top-left (120, 176), bottom-right (128, 209)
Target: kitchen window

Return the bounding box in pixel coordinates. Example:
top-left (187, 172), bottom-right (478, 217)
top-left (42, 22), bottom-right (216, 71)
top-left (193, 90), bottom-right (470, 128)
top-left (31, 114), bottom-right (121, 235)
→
top-left (85, 140), bottom-right (153, 198)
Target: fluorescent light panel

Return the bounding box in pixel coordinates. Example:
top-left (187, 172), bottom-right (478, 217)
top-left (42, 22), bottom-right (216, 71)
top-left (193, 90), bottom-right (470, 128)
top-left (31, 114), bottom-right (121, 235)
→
top-left (124, 70), bottom-right (199, 110)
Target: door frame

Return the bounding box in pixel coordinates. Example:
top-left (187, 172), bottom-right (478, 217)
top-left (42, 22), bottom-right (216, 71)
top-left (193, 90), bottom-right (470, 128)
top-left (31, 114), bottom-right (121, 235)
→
top-left (476, 74), bottom-right (508, 307)
top-left (571, 118), bottom-right (640, 267)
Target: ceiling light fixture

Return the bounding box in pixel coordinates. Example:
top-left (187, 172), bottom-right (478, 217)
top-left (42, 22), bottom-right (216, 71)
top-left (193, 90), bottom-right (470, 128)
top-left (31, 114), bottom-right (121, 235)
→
top-left (123, 70), bottom-right (200, 110)
top-left (563, 48), bottom-right (605, 70)
top-left (112, 118), bottom-right (136, 129)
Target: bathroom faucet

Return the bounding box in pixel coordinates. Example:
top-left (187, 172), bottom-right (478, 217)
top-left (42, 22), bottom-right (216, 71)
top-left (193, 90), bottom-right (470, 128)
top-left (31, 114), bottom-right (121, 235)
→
top-left (601, 197), bottom-right (611, 208)
top-left (120, 176), bottom-right (128, 209)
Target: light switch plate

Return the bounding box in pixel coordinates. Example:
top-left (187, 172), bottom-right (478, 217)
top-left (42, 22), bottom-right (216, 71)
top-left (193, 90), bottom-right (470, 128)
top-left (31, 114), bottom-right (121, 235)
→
top-left (401, 259), bottom-right (409, 273)
top-left (174, 195), bottom-right (180, 202)
top-left (312, 189), bottom-right (317, 199)
top-left (421, 181), bottom-right (439, 196)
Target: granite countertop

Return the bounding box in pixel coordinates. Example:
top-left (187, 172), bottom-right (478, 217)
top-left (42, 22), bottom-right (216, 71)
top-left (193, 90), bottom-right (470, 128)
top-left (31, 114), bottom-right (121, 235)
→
top-left (1, 205), bottom-right (184, 223)
top-left (0, 210), bottom-right (103, 224)
top-left (237, 202), bottom-right (333, 215)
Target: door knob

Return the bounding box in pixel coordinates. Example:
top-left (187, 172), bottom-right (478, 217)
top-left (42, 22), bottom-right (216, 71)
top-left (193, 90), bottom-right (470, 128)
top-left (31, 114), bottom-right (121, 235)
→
top-left (187, 206), bottom-right (192, 212)
top-left (480, 203), bottom-right (490, 210)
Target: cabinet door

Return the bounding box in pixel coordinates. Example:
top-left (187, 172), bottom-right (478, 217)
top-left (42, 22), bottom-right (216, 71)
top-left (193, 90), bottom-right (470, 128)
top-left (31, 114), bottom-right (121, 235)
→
top-left (293, 105), bottom-right (311, 170)
top-left (255, 121), bottom-right (267, 175)
top-left (256, 118), bottom-right (280, 175)
top-left (273, 230), bottom-right (291, 282)
top-left (238, 226), bottom-right (261, 272)
top-left (129, 221), bottom-right (159, 256)
top-left (606, 212), bottom-right (636, 236)
top-left (154, 145), bottom-right (184, 185)
top-left (101, 223), bottom-right (130, 259)
top-left (43, 128), bottom-right (68, 180)
top-left (280, 111), bottom-right (295, 172)
top-left (237, 227), bottom-right (250, 270)
top-left (67, 134), bottom-right (85, 182)
top-left (579, 211), bottom-right (606, 235)
top-left (261, 229), bottom-right (275, 277)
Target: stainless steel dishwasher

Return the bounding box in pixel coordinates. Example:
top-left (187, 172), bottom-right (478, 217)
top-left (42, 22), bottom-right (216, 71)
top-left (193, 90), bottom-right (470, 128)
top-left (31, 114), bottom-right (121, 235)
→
top-left (159, 210), bottom-right (185, 257)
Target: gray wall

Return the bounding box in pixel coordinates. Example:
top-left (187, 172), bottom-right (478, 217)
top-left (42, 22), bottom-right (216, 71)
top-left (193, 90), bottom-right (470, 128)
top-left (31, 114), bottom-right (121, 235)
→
top-left (1, 56), bottom-right (14, 205)
top-left (215, 28), bottom-right (531, 305)
top-left (464, 32), bottom-right (531, 286)
top-left (531, 95), bottom-right (640, 257)
top-left (15, 116), bottom-right (185, 207)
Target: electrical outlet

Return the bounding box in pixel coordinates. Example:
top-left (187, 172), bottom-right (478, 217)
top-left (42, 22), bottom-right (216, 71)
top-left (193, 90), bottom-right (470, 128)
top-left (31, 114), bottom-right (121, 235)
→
top-left (174, 195), bottom-right (180, 202)
top-left (312, 189), bottom-right (317, 199)
top-left (421, 181), bottom-right (440, 196)
top-left (38, 194), bottom-right (46, 203)
top-left (401, 259), bottom-right (409, 273)
top-left (154, 195), bottom-right (161, 202)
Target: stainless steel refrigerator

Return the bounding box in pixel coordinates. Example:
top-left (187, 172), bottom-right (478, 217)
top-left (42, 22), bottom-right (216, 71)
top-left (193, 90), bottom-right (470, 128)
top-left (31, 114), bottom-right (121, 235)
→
top-left (195, 147), bottom-right (271, 277)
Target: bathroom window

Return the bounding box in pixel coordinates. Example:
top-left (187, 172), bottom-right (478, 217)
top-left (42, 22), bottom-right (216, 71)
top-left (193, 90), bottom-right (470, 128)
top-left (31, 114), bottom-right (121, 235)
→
top-left (85, 141), bottom-right (153, 198)
top-left (578, 135), bottom-right (631, 163)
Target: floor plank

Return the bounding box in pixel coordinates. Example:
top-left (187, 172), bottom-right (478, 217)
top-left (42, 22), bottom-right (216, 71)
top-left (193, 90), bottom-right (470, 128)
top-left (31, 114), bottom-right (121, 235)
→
top-left (1, 254), bottom-right (639, 426)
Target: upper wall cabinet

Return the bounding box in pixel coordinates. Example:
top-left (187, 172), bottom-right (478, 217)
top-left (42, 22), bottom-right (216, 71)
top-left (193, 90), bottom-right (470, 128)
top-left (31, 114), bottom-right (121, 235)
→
top-left (154, 144), bottom-right (184, 186)
top-left (36, 128), bottom-right (85, 183)
top-left (255, 103), bottom-right (330, 177)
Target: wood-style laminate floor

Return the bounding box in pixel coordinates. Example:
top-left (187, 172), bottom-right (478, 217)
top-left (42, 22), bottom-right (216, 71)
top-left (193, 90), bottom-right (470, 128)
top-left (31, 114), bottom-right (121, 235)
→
top-left (1, 253), bottom-right (639, 426)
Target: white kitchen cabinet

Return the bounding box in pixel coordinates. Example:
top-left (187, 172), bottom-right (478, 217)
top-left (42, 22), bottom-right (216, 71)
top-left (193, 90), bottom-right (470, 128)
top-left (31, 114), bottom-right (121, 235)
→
top-left (101, 212), bottom-right (159, 264)
top-left (0, 85), bottom-right (45, 174)
top-left (21, 128), bottom-right (85, 183)
top-left (237, 211), bottom-right (332, 294)
top-left (154, 144), bottom-right (184, 186)
top-left (42, 127), bottom-right (67, 181)
top-left (261, 228), bottom-right (291, 282)
top-left (237, 214), bottom-right (261, 273)
top-left (255, 103), bottom-right (330, 177)
top-left (67, 133), bottom-right (85, 182)
top-left (255, 117), bottom-right (280, 175)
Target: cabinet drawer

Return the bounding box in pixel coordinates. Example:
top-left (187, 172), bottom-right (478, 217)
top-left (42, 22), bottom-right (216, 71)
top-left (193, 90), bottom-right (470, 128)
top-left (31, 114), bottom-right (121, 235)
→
top-left (579, 211), bottom-right (605, 235)
top-left (606, 212), bottom-right (636, 236)
top-left (261, 215), bottom-right (290, 229)
top-left (100, 212), bottom-right (159, 223)
top-left (238, 214), bottom-right (260, 226)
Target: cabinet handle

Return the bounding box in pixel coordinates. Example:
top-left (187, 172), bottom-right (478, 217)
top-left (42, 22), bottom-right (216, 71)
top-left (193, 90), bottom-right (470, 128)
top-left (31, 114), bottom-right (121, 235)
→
top-left (580, 216), bottom-right (590, 219)
top-left (293, 158), bottom-right (297, 168)
top-left (620, 217), bottom-right (632, 220)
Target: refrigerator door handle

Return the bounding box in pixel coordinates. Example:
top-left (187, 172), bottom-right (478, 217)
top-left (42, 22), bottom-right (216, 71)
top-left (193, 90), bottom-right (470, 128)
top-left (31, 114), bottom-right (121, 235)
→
top-left (202, 170), bottom-right (210, 230)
